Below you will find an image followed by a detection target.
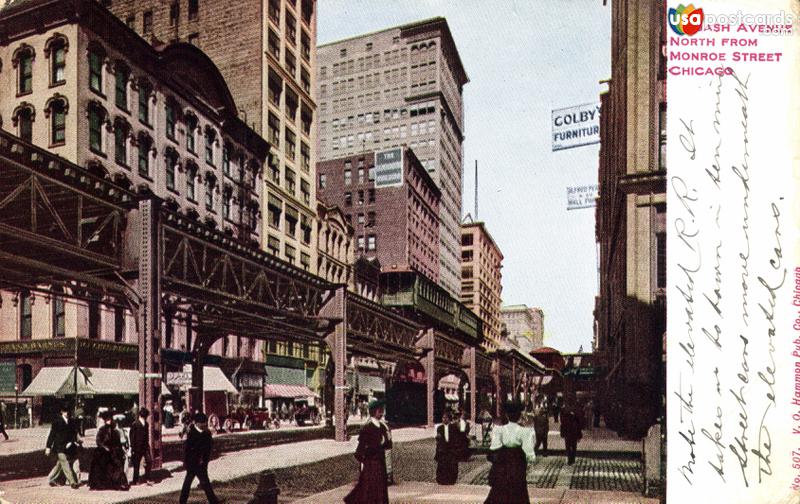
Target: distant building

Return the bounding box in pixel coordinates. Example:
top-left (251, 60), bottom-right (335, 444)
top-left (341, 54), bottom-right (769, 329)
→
top-left (594, 0), bottom-right (666, 438)
top-left (460, 221), bottom-right (503, 350)
top-left (317, 17), bottom-right (468, 298)
top-left (316, 147), bottom-right (440, 281)
top-left (500, 305), bottom-right (544, 353)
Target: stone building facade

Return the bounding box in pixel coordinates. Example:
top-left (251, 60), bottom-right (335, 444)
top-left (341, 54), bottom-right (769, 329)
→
top-left (500, 304), bottom-right (544, 354)
top-left (316, 200), bottom-right (354, 288)
top-left (0, 0), bottom-right (271, 419)
top-left (316, 17), bottom-right (468, 298)
top-left (460, 221), bottom-right (503, 351)
top-left (106, 0), bottom-right (320, 273)
top-left (594, 0), bottom-right (667, 438)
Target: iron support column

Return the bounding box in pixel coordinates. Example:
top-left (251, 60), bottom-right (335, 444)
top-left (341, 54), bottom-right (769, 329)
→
top-left (466, 347), bottom-right (477, 423)
top-left (420, 328), bottom-right (435, 428)
top-left (137, 198), bottom-right (163, 470)
top-left (324, 287), bottom-right (347, 442)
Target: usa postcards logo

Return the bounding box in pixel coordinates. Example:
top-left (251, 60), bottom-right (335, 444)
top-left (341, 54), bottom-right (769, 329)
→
top-left (668, 4), bottom-right (704, 36)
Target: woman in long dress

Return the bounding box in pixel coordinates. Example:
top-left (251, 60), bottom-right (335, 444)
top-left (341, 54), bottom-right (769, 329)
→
top-left (88, 411), bottom-right (129, 490)
top-left (435, 410), bottom-right (459, 485)
top-left (344, 400), bottom-right (392, 504)
top-left (485, 402), bottom-right (535, 504)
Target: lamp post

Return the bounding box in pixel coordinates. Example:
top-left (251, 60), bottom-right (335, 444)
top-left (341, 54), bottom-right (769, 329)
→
top-left (14, 383), bottom-right (19, 429)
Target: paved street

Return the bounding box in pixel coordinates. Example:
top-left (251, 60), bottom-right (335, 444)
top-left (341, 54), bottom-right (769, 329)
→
top-left (0, 425), bottom-right (646, 504)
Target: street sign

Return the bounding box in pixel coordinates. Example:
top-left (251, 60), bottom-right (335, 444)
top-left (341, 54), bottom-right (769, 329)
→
top-left (166, 371), bottom-right (192, 387)
top-left (566, 185), bottom-right (600, 210)
top-left (552, 103), bottom-right (601, 151)
top-left (0, 358), bottom-right (16, 394)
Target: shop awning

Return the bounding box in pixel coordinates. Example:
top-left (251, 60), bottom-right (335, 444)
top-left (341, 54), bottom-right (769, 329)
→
top-left (22, 367), bottom-right (170, 397)
top-left (263, 384), bottom-right (317, 399)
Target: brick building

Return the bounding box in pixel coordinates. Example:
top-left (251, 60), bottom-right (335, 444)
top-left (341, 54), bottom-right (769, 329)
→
top-left (317, 17), bottom-right (468, 298)
top-left (594, 0), bottom-right (667, 438)
top-left (107, 0), bottom-right (320, 273)
top-left (460, 221), bottom-right (503, 350)
top-left (0, 0), bottom-right (269, 419)
top-left (316, 147), bottom-right (440, 281)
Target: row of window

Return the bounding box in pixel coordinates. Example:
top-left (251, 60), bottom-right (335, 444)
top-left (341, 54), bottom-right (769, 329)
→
top-left (15, 290), bottom-right (125, 342)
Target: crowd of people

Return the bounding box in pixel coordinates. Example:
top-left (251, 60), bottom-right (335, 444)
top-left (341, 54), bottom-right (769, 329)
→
top-left (42, 403), bottom-right (221, 503)
top-left (345, 395), bottom-right (593, 504)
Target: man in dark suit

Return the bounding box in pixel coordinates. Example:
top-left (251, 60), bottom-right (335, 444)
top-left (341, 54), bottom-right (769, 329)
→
top-left (0, 402), bottom-right (9, 440)
top-left (45, 404), bottom-right (79, 488)
top-left (435, 410), bottom-right (459, 485)
top-left (179, 412), bottom-right (220, 504)
top-left (129, 407), bottom-right (152, 485)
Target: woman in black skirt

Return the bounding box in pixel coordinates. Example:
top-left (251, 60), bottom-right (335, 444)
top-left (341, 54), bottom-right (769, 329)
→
top-left (485, 402), bottom-right (535, 504)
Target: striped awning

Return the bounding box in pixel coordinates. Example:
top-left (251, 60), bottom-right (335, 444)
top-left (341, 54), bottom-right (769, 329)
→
top-left (263, 384), bottom-right (316, 399)
top-left (22, 367), bottom-right (170, 396)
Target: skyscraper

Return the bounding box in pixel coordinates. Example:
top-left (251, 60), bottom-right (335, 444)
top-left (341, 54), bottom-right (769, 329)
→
top-left (316, 17), bottom-right (468, 297)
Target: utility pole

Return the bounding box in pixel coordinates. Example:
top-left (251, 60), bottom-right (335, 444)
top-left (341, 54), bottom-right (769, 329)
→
top-left (474, 160), bottom-right (478, 220)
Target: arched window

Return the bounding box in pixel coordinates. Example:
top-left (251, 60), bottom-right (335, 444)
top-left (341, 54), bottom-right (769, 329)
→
top-left (205, 172), bottom-right (217, 211)
top-left (12, 103), bottom-right (35, 143)
top-left (113, 117), bottom-right (130, 166)
top-left (165, 147), bottom-right (179, 191)
top-left (45, 94), bottom-right (69, 146)
top-left (185, 161), bottom-right (198, 201)
top-left (44, 33), bottom-right (69, 85)
top-left (204, 126), bottom-right (217, 165)
top-left (87, 41), bottom-right (106, 94)
top-left (185, 111), bottom-right (198, 153)
top-left (12, 44), bottom-right (35, 95)
top-left (10, 108), bottom-right (33, 144)
top-left (137, 131), bottom-right (153, 177)
top-left (114, 61), bottom-right (130, 110)
top-left (87, 100), bottom-right (107, 153)
top-left (137, 78), bottom-right (153, 125)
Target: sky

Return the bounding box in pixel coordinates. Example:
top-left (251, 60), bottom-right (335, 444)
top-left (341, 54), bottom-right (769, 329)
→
top-left (318, 0), bottom-right (611, 352)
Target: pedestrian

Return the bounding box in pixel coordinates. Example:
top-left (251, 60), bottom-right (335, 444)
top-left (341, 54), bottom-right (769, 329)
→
top-left (89, 410), bottom-right (129, 490)
top-left (435, 410), bottom-right (459, 485)
top-left (533, 402), bottom-right (549, 457)
top-left (344, 399), bottom-right (392, 504)
top-left (179, 412), bottom-right (221, 504)
top-left (560, 402), bottom-right (584, 465)
top-left (0, 402), bottom-right (9, 441)
top-left (484, 402), bottom-right (535, 504)
top-left (74, 401), bottom-right (86, 437)
top-left (45, 404), bottom-right (80, 488)
top-left (583, 400), bottom-right (594, 431)
top-left (453, 408), bottom-right (471, 461)
top-left (129, 407), bottom-right (152, 485)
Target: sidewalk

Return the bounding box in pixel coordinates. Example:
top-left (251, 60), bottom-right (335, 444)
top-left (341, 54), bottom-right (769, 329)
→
top-left (0, 426), bottom-right (434, 504)
top-left (294, 481), bottom-right (659, 504)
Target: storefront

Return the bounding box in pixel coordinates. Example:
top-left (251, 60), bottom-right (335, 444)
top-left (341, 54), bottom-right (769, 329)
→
top-left (21, 366), bottom-right (170, 425)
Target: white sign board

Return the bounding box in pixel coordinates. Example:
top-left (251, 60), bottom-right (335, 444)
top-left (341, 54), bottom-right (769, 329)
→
top-left (666, 1), bottom-right (797, 502)
top-left (374, 148), bottom-right (403, 188)
top-left (566, 185), bottom-right (599, 210)
top-left (551, 103), bottom-right (601, 151)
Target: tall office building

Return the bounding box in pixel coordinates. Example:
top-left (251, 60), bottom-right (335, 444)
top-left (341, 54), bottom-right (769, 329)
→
top-left (316, 17), bottom-right (468, 297)
top-left (460, 221), bottom-right (503, 350)
top-left (108, 0), bottom-right (320, 273)
top-left (595, 0), bottom-right (667, 438)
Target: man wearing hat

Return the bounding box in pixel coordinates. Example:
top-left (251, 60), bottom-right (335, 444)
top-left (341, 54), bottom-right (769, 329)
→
top-left (45, 404), bottom-right (80, 488)
top-left (179, 412), bottom-right (220, 504)
top-left (344, 399), bottom-right (392, 504)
